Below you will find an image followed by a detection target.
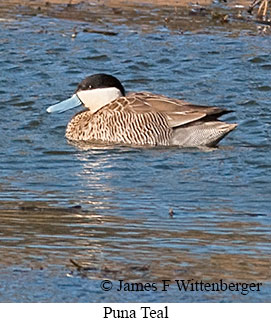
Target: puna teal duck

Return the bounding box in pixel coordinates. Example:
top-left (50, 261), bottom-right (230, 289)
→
top-left (47, 73), bottom-right (237, 147)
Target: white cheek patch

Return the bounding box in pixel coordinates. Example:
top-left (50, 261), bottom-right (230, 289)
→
top-left (77, 87), bottom-right (122, 113)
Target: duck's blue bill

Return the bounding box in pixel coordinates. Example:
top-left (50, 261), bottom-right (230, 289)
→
top-left (47, 94), bottom-right (82, 113)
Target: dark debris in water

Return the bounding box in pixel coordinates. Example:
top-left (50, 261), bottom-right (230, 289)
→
top-left (82, 27), bottom-right (118, 36)
top-left (69, 258), bottom-right (150, 280)
top-left (70, 259), bottom-right (96, 272)
top-left (19, 204), bottom-right (83, 215)
top-left (169, 207), bottom-right (174, 218)
top-left (0, 200), bottom-right (85, 216)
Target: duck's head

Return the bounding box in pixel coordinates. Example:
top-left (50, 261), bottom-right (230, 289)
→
top-left (47, 73), bottom-right (125, 114)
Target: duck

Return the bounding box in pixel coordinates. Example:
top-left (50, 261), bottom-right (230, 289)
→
top-left (47, 73), bottom-right (237, 147)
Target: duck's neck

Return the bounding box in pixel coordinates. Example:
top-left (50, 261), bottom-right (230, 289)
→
top-left (77, 87), bottom-right (123, 114)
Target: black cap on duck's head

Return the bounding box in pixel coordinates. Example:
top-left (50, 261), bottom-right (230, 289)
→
top-left (47, 73), bottom-right (125, 114)
top-left (76, 74), bottom-right (125, 96)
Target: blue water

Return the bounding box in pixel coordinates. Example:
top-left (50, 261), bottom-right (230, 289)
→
top-left (0, 8), bottom-right (270, 302)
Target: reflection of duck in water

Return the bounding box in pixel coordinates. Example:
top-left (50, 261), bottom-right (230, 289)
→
top-left (47, 74), bottom-right (237, 147)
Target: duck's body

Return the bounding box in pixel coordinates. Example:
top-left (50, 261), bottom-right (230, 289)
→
top-left (47, 74), bottom-right (237, 147)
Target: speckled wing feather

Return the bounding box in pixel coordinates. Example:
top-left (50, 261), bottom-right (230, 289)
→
top-left (121, 92), bottom-right (228, 128)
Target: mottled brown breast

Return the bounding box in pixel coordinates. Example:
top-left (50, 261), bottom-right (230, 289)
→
top-left (65, 97), bottom-right (172, 145)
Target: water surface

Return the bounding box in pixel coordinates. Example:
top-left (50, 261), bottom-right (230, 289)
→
top-left (0, 8), bottom-right (270, 302)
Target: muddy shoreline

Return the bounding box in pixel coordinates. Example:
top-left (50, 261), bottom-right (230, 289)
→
top-left (0, 0), bottom-right (262, 35)
top-left (2, 0), bottom-right (252, 8)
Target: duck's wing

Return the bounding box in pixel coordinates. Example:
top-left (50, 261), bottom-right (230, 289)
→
top-left (122, 92), bottom-right (231, 128)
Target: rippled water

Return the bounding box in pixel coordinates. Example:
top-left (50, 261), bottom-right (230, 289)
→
top-left (0, 8), bottom-right (271, 302)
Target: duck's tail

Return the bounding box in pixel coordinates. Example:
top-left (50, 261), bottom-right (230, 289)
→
top-left (170, 121), bottom-right (237, 147)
